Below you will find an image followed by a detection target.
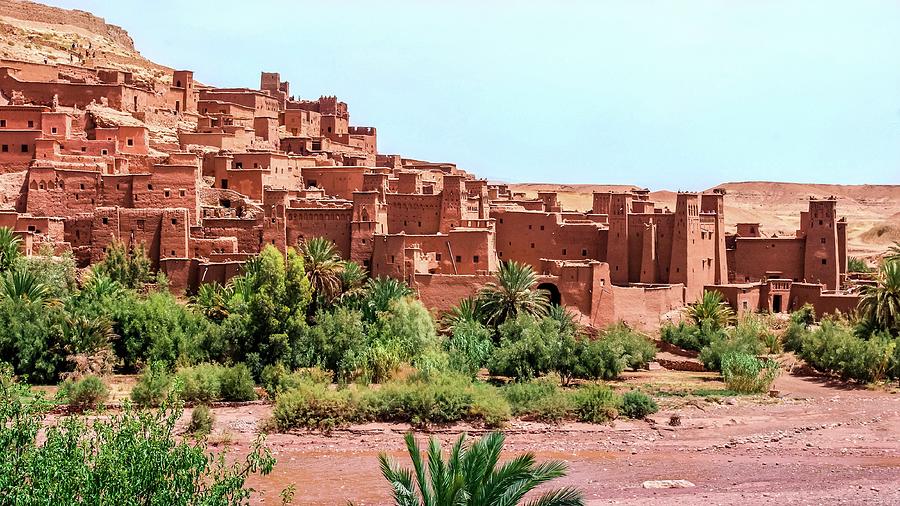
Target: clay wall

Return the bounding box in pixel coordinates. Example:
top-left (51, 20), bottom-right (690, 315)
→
top-left (285, 207), bottom-right (353, 258)
top-left (303, 166), bottom-right (367, 199)
top-left (493, 208), bottom-right (604, 268)
top-left (731, 237), bottom-right (805, 283)
top-left (385, 193), bottom-right (442, 234)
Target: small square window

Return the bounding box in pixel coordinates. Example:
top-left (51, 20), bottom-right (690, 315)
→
top-left (530, 243), bottom-right (535, 248)
top-left (164, 190), bottom-right (171, 197)
top-left (20, 144), bottom-right (28, 153)
top-left (455, 255), bottom-right (462, 263)
top-left (1, 145), bottom-right (7, 152)
top-left (171, 218), bottom-right (178, 225)
top-left (821, 258), bottom-right (827, 265)
top-left (0, 120), bottom-right (5, 127)
top-left (473, 255), bottom-right (480, 263)
top-left (51, 127), bottom-right (57, 134)
top-left (582, 249), bottom-right (587, 256)
top-left (102, 217), bottom-right (109, 225)
top-left (820, 237), bottom-right (826, 244)
top-left (180, 189), bottom-right (186, 197)
top-left (80, 183), bottom-right (85, 190)
top-left (27, 121), bottom-right (34, 128)
top-left (562, 248), bottom-right (567, 255)
top-left (101, 149), bottom-right (108, 155)
top-left (127, 138), bottom-right (134, 146)
top-left (436, 253), bottom-right (442, 261)
top-left (540, 225), bottom-right (544, 230)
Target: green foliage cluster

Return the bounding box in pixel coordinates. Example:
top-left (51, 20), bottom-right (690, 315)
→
top-left (187, 404), bottom-right (214, 437)
top-left (620, 390), bottom-right (659, 419)
top-left (490, 315), bottom-right (657, 384)
top-left (271, 372), bottom-right (657, 432)
top-left (58, 374), bottom-right (109, 411)
top-left (791, 319), bottom-right (899, 383)
top-left (0, 370), bottom-right (275, 504)
top-left (176, 363), bottom-right (258, 403)
top-left (720, 353), bottom-right (780, 393)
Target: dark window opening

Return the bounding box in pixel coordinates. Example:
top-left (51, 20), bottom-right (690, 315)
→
top-left (220, 179), bottom-right (228, 189)
top-left (102, 217), bottom-right (109, 225)
top-left (171, 218), bottom-right (178, 225)
top-left (821, 258), bottom-right (827, 265)
top-left (473, 255), bottom-right (479, 263)
top-left (538, 283), bottom-right (562, 305)
top-left (455, 255), bottom-right (462, 263)
top-left (21, 144), bottom-right (28, 153)
top-left (127, 138), bottom-right (134, 146)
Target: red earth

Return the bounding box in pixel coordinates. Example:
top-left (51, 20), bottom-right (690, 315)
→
top-left (191, 371), bottom-right (900, 505)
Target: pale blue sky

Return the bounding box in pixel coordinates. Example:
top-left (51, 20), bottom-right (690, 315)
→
top-left (47, 1), bottom-right (900, 189)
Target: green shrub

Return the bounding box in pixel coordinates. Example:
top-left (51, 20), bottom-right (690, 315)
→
top-left (782, 321), bottom-right (810, 353)
top-left (271, 381), bottom-right (358, 431)
top-left (699, 319), bottom-right (767, 371)
top-left (58, 375), bottom-right (109, 411)
top-left (444, 320), bottom-right (493, 377)
top-left (572, 337), bottom-right (625, 381)
top-left (601, 324), bottom-right (657, 371)
top-left (176, 363), bottom-right (257, 402)
top-left (361, 373), bottom-right (509, 428)
top-left (261, 364), bottom-right (332, 396)
top-left (187, 404), bottom-right (214, 436)
top-left (502, 377), bottom-right (573, 423)
top-left (219, 364), bottom-right (258, 401)
top-left (721, 353), bottom-right (780, 394)
top-left (0, 371), bottom-right (276, 502)
top-left (573, 384), bottom-right (619, 423)
top-left (489, 315), bottom-right (558, 380)
top-left (620, 391), bottom-right (658, 419)
top-left (796, 320), bottom-right (898, 383)
top-left (661, 320), bottom-right (723, 351)
top-left (176, 363), bottom-right (222, 403)
top-left (131, 362), bottom-right (172, 407)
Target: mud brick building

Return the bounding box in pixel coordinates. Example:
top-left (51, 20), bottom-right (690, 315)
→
top-left (0, 59), bottom-right (859, 329)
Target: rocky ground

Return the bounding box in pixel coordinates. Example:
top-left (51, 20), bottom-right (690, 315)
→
top-left (188, 371), bottom-right (900, 505)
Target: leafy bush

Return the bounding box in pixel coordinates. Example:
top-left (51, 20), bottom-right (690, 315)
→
top-left (187, 404), bottom-right (214, 436)
top-left (699, 319), bottom-right (768, 371)
top-left (130, 362), bottom-right (172, 407)
top-left (176, 363), bottom-right (223, 403)
top-left (271, 381), bottom-right (359, 432)
top-left (261, 364), bottom-right (332, 396)
top-left (490, 315), bottom-right (559, 380)
top-left (796, 320), bottom-right (898, 383)
top-left (600, 324), bottom-right (657, 371)
top-left (620, 391), bottom-right (659, 419)
top-left (502, 376), bottom-right (573, 423)
top-left (661, 320), bottom-right (723, 351)
top-left (572, 384), bottom-right (619, 423)
top-left (58, 374), bottom-right (109, 411)
top-left (176, 363), bottom-right (257, 402)
top-left (361, 373), bottom-right (509, 428)
top-left (220, 364), bottom-right (258, 401)
top-left (0, 371), bottom-right (275, 503)
top-left (721, 353), bottom-right (780, 394)
top-left (444, 320), bottom-right (493, 377)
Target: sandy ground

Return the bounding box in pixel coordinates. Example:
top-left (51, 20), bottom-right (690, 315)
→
top-left (185, 371), bottom-right (900, 505)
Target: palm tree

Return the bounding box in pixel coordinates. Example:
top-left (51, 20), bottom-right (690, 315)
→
top-left (547, 304), bottom-right (579, 336)
top-left (378, 432), bottom-right (584, 506)
top-left (887, 242), bottom-right (900, 263)
top-left (440, 297), bottom-right (482, 333)
top-left (193, 281), bottom-right (233, 322)
top-left (80, 271), bottom-right (123, 300)
top-left (338, 260), bottom-right (368, 302)
top-left (685, 290), bottom-right (735, 328)
top-left (300, 237), bottom-right (344, 306)
top-left (363, 276), bottom-right (413, 321)
top-left (0, 227), bottom-right (21, 272)
top-left (477, 261), bottom-right (550, 328)
top-left (1, 268), bottom-right (49, 304)
top-left (858, 260), bottom-right (900, 334)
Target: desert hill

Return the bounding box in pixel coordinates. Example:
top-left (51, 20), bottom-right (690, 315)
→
top-left (508, 182), bottom-right (900, 260)
top-left (0, 0), bottom-right (172, 86)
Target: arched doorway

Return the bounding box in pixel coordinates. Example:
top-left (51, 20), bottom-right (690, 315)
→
top-left (537, 282), bottom-right (561, 306)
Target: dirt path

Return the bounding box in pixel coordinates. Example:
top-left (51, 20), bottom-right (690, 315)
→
top-left (196, 372), bottom-right (900, 505)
